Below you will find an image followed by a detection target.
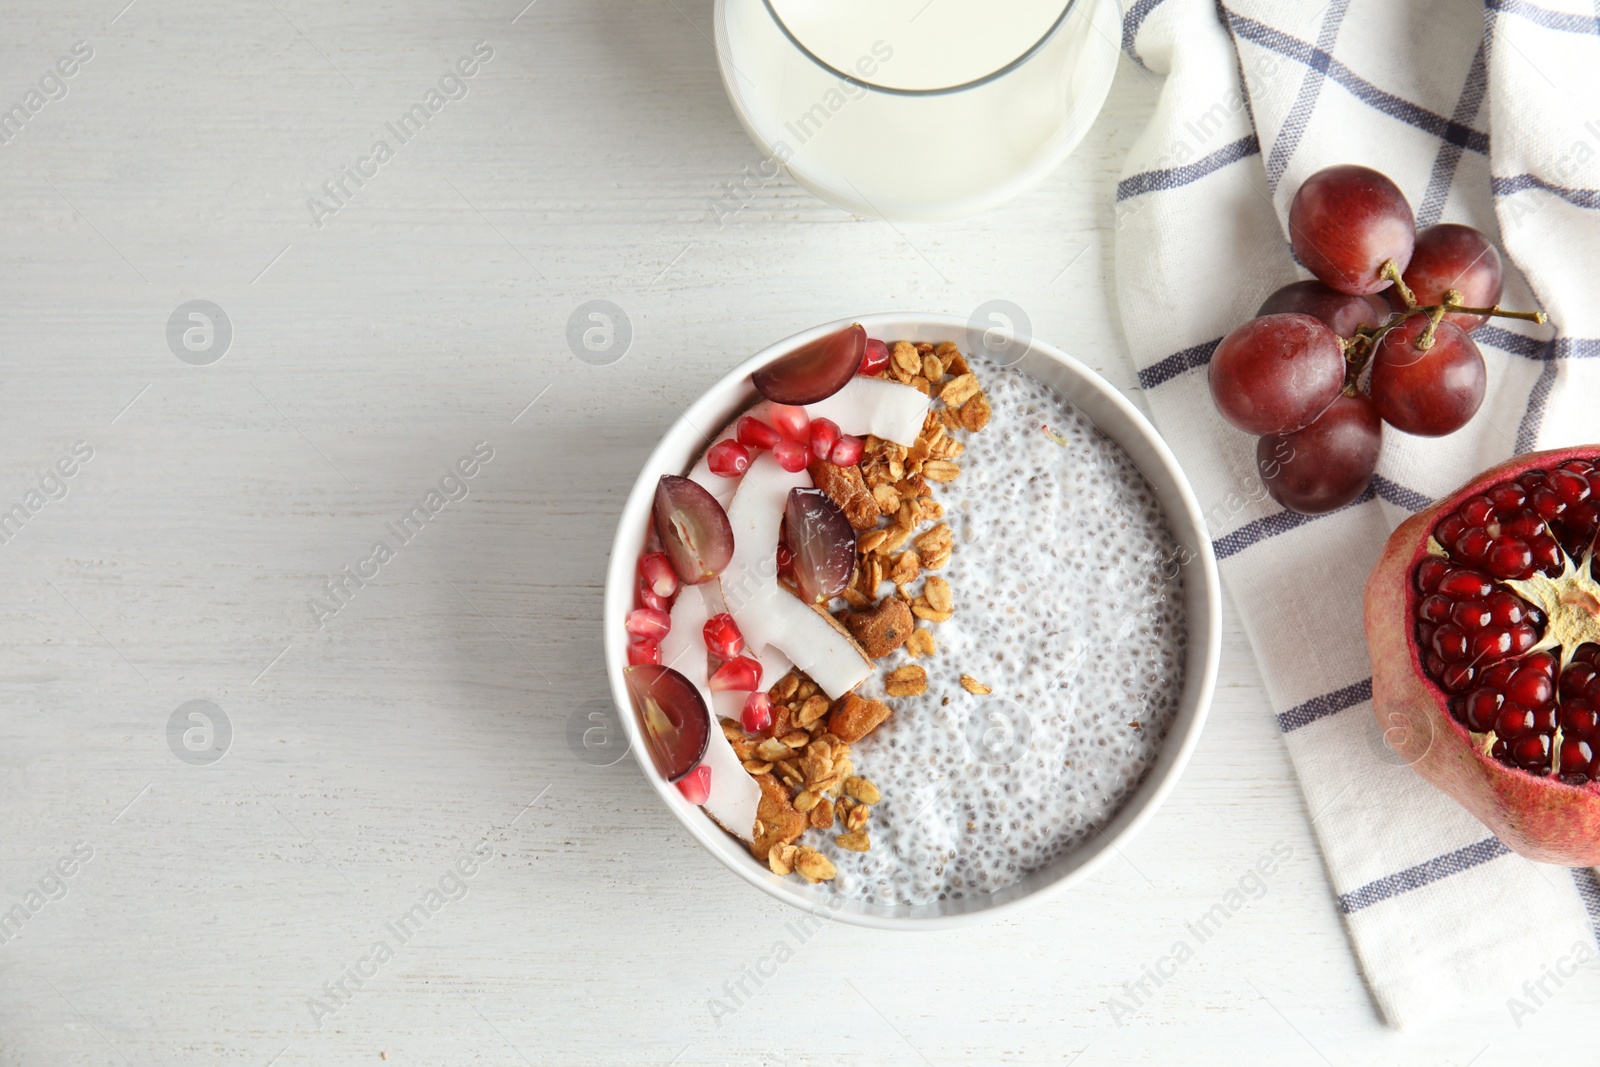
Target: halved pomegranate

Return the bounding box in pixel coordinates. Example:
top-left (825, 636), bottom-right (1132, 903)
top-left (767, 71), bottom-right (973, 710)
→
top-left (1365, 447), bottom-right (1600, 864)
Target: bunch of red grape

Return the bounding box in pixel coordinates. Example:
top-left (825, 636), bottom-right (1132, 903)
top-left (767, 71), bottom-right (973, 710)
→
top-left (1208, 164), bottom-right (1546, 515)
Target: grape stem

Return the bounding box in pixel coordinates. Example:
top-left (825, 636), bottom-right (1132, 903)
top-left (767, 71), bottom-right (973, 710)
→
top-left (1380, 259), bottom-right (1417, 308)
top-left (1341, 270), bottom-right (1549, 385)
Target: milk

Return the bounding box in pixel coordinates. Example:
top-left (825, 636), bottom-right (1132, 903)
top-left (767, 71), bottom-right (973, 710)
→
top-left (713, 0), bottom-right (1121, 220)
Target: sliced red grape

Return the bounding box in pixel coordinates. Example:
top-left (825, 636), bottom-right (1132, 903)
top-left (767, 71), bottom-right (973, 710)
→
top-left (1208, 313), bottom-right (1346, 435)
top-left (624, 663), bottom-right (710, 782)
top-left (653, 475), bottom-right (734, 584)
top-left (1257, 280), bottom-right (1387, 338)
top-left (1389, 223), bottom-right (1503, 332)
top-left (752, 323), bottom-right (866, 405)
top-left (1257, 392), bottom-right (1381, 514)
top-left (1289, 165), bottom-right (1415, 295)
top-left (1371, 317), bottom-right (1486, 436)
top-left (784, 488), bottom-right (856, 605)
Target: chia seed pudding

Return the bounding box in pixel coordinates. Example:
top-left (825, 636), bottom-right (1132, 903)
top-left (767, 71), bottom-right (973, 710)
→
top-left (820, 360), bottom-right (1186, 904)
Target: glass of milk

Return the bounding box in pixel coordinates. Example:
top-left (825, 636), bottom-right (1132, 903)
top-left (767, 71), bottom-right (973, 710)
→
top-left (712, 0), bottom-right (1121, 222)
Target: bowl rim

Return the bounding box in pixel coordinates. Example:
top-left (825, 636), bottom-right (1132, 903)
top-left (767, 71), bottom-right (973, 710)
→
top-left (604, 312), bottom-right (1221, 930)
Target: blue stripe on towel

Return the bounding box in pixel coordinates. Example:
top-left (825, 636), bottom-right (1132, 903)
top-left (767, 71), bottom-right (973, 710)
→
top-left (1417, 44), bottom-right (1488, 226)
top-left (1117, 135), bottom-right (1261, 201)
top-left (1487, 0), bottom-right (1600, 35)
top-left (1122, 0), bottom-right (1171, 71)
top-left (1224, 10), bottom-right (1491, 154)
top-left (1263, 0), bottom-right (1352, 187)
top-left (1211, 476), bottom-right (1429, 560)
top-left (1474, 325), bottom-right (1552, 359)
top-left (1492, 173), bottom-right (1600, 210)
top-left (1212, 491), bottom-right (1373, 558)
top-left (1515, 359), bottom-right (1561, 454)
top-left (1277, 677), bottom-right (1372, 732)
top-left (1339, 838), bottom-right (1513, 913)
top-left (1372, 475), bottom-right (1433, 513)
top-left (1573, 869), bottom-right (1600, 945)
top-left (1137, 337), bottom-right (1222, 389)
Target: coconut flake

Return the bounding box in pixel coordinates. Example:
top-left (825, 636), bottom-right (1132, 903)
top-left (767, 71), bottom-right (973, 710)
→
top-left (719, 451), bottom-right (871, 698)
top-left (662, 583), bottom-right (760, 840)
top-left (804, 377), bottom-right (929, 447)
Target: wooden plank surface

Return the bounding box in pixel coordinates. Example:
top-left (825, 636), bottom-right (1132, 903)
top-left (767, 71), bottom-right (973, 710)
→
top-left (0, 0), bottom-right (1593, 1062)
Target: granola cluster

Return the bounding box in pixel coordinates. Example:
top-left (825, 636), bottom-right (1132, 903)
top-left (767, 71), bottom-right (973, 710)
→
top-left (730, 339), bottom-right (993, 884)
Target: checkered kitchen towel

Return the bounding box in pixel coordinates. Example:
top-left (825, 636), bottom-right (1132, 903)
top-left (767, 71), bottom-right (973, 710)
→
top-left (1115, 0), bottom-right (1600, 1028)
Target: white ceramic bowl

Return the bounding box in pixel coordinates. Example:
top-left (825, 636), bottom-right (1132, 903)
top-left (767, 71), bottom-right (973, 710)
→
top-left (605, 313), bottom-right (1220, 929)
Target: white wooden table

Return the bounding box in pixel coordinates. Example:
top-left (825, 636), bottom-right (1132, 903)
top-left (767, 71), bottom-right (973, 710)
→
top-left (2, 1), bottom-right (1594, 1063)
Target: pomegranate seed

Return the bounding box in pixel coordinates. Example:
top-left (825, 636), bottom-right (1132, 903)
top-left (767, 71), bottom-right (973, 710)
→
top-left (1512, 733), bottom-right (1551, 770)
top-left (1432, 624), bottom-right (1469, 662)
top-left (706, 439), bottom-right (752, 477)
top-left (1563, 667), bottom-right (1597, 700)
top-left (1562, 738), bottom-right (1594, 774)
top-left (1563, 701), bottom-right (1599, 735)
top-left (676, 763), bottom-right (712, 804)
top-left (1464, 689), bottom-right (1502, 731)
top-left (702, 612), bottom-right (745, 661)
top-left (741, 691), bottom-right (773, 734)
top-left (1506, 667), bottom-right (1554, 707)
top-left (1438, 570), bottom-right (1493, 599)
top-left (1527, 651), bottom-right (1558, 676)
top-left (773, 439), bottom-right (808, 473)
top-left (1454, 529), bottom-right (1492, 563)
top-left (639, 552), bottom-right (680, 598)
top-left (1496, 703), bottom-right (1535, 739)
top-left (708, 654), bottom-right (762, 692)
top-left (1551, 469), bottom-right (1591, 504)
top-left (1531, 489), bottom-right (1562, 520)
top-left (637, 577), bottom-right (671, 612)
top-left (776, 539), bottom-right (794, 576)
top-left (1441, 664), bottom-right (1476, 692)
top-left (1487, 540), bottom-right (1532, 579)
top-left (1481, 660), bottom-right (1518, 689)
top-left (1449, 601), bottom-right (1491, 631)
top-left (626, 607), bottom-right (670, 641)
top-left (809, 418), bottom-right (841, 461)
top-left (736, 416), bottom-right (784, 451)
top-left (1461, 496), bottom-right (1494, 525)
top-left (1503, 512), bottom-right (1545, 539)
top-left (1486, 591), bottom-right (1525, 626)
top-left (1489, 484), bottom-right (1526, 510)
top-left (831, 435), bottom-right (864, 466)
top-left (1509, 623), bottom-right (1539, 654)
top-left (1416, 557), bottom-right (1451, 593)
top-left (628, 639), bottom-right (662, 666)
top-left (1470, 628), bottom-right (1514, 662)
top-left (769, 404), bottom-right (810, 443)
top-left (860, 338), bottom-right (890, 376)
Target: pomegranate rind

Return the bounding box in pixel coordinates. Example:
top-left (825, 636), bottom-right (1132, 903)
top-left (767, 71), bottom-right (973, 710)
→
top-left (1365, 446), bottom-right (1600, 866)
